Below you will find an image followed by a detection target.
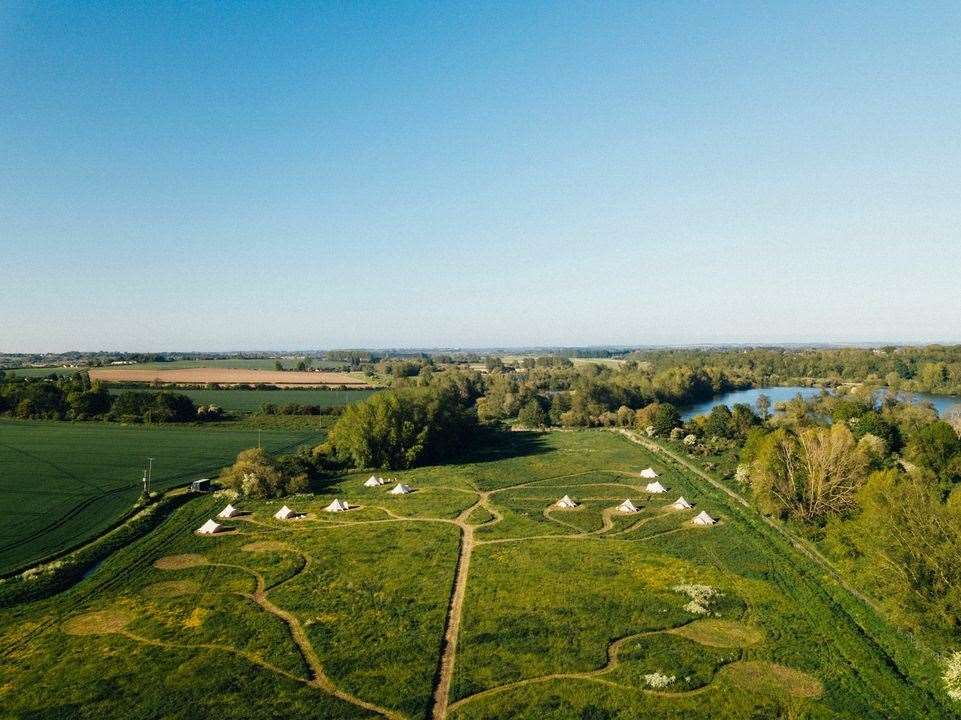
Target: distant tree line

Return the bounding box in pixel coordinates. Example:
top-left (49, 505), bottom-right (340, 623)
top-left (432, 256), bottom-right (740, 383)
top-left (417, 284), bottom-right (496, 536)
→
top-left (627, 345), bottom-right (961, 396)
top-left (0, 371), bottom-right (210, 423)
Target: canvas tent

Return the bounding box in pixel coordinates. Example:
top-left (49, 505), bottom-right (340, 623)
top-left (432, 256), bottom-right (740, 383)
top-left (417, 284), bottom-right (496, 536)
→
top-left (692, 510), bottom-right (716, 526)
top-left (671, 497), bottom-right (693, 510)
top-left (640, 468), bottom-right (659, 479)
top-left (325, 498), bottom-right (350, 512)
top-left (617, 499), bottom-right (639, 513)
top-left (197, 519), bottom-right (225, 534)
top-left (555, 495), bottom-right (578, 509)
top-left (274, 505), bottom-right (298, 520)
top-left (364, 476), bottom-right (385, 487)
top-left (645, 481), bottom-right (667, 494)
top-left (218, 504), bottom-right (240, 518)
top-left (389, 484), bottom-right (414, 495)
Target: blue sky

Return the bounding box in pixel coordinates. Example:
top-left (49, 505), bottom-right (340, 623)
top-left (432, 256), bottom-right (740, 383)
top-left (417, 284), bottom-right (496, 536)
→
top-left (2, 1), bottom-right (960, 351)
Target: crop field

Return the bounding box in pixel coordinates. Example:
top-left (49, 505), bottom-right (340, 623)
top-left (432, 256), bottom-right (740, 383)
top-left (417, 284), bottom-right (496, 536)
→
top-left (0, 420), bottom-right (326, 575)
top-left (106, 388), bottom-right (379, 413)
top-left (4, 359), bottom-right (351, 377)
top-left (88, 367), bottom-right (369, 387)
top-left (0, 430), bottom-right (953, 719)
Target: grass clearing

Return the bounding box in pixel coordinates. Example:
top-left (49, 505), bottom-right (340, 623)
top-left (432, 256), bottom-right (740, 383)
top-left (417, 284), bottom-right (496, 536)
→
top-left (0, 429), bottom-right (954, 719)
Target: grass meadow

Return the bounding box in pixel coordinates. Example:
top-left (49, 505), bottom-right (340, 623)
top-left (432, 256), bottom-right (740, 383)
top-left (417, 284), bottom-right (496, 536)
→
top-left (0, 430), bottom-right (955, 719)
top-left (106, 387), bottom-right (379, 413)
top-left (0, 419), bottom-right (325, 574)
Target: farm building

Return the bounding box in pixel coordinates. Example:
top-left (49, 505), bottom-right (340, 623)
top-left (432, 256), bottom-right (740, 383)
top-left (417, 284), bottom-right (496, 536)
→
top-left (617, 499), bottom-right (639, 513)
top-left (191, 478), bottom-right (211, 492)
top-left (555, 495), bottom-right (578, 508)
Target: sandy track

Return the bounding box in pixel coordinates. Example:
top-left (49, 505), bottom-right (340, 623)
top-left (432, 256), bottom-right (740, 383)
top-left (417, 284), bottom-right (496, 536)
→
top-left (88, 366), bottom-right (370, 387)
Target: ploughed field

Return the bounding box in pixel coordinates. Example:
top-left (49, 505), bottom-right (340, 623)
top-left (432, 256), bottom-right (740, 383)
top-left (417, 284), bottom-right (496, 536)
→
top-left (87, 366), bottom-right (370, 387)
top-left (0, 419), bottom-right (325, 574)
top-left (0, 431), bottom-right (953, 719)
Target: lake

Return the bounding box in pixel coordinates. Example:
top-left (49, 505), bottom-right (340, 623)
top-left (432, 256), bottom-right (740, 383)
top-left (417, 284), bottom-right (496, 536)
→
top-left (680, 386), bottom-right (960, 420)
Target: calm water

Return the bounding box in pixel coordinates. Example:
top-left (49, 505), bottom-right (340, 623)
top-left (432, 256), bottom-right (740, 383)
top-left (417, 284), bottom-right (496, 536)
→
top-left (680, 386), bottom-right (960, 420)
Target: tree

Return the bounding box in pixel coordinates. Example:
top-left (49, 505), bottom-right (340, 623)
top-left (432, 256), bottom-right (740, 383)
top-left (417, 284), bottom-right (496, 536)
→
top-left (751, 424), bottom-right (867, 523)
top-left (149, 391), bottom-right (197, 423)
top-left (704, 405), bottom-right (734, 438)
top-left (906, 421), bottom-right (961, 475)
top-left (485, 356), bottom-right (505, 372)
top-left (548, 393), bottom-right (571, 426)
top-left (66, 383), bottom-right (112, 418)
top-left (851, 411), bottom-right (900, 451)
top-left (517, 400), bottom-right (547, 428)
top-left (327, 386), bottom-right (475, 470)
top-left (220, 447), bottom-right (302, 498)
top-left (274, 360), bottom-right (284, 371)
top-left (755, 393), bottom-right (771, 420)
top-left (730, 403), bottom-right (760, 438)
top-left (825, 470), bottom-right (961, 635)
top-left (944, 404), bottom-right (961, 437)
top-left (14, 383), bottom-right (66, 419)
top-left (651, 403), bottom-right (681, 436)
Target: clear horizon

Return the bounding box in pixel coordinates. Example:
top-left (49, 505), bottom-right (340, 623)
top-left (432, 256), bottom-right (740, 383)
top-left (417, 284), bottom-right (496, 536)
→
top-left (3, 2), bottom-right (960, 352)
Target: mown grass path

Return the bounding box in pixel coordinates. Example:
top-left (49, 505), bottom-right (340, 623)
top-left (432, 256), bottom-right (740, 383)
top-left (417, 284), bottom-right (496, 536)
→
top-left (613, 428), bottom-right (881, 612)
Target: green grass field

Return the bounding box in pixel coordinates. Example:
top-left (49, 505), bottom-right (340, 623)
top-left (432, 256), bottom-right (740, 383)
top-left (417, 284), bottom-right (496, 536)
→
top-left (106, 387), bottom-right (379, 413)
top-left (0, 430), bottom-right (955, 719)
top-left (0, 419), bottom-right (325, 575)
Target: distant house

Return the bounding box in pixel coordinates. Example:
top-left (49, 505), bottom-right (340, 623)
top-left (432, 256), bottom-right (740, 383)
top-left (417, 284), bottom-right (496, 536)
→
top-left (191, 478), bottom-right (211, 493)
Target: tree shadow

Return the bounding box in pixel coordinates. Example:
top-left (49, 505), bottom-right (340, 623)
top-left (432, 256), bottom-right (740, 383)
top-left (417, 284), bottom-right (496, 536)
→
top-left (448, 425), bottom-right (553, 466)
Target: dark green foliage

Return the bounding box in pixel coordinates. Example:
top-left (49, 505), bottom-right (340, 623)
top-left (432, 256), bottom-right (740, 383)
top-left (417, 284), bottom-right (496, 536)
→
top-left (652, 403), bottom-right (681, 436)
top-left (517, 400), bottom-right (547, 428)
top-left (327, 385), bottom-right (476, 470)
top-left (851, 410), bottom-right (901, 450)
top-left (704, 405), bottom-right (734, 438)
top-left (906, 420), bottom-right (961, 475)
top-left (0, 373), bottom-right (200, 424)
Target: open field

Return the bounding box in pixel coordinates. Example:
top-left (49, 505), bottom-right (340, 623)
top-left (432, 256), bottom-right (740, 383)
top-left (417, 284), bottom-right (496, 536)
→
top-left (0, 419), bottom-right (325, 575)
top-left (4, 359), bottom-right (351, 377)
top-left (0, 430), bottom-right (953, 719)
top-left (88, 366), bottom-right (371, 387)
top-left (106, 387), bottom-right (379, 413)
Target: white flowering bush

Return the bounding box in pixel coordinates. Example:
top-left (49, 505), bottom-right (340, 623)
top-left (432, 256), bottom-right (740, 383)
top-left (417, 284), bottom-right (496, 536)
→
top-left (673, 583), bottom-right (722, 615)
top-left (643, 672), bottom-right (676, 688)
top-left (945, 651), bottom-right (961, 701)
top-left (683, 434), bottom-right (697, 446)
top-left (735, 463), bottom-right (750, 485)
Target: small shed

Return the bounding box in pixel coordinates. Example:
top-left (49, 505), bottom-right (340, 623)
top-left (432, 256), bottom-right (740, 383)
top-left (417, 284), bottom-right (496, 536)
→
top-left (191, 478), bottom-right (211, 493)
